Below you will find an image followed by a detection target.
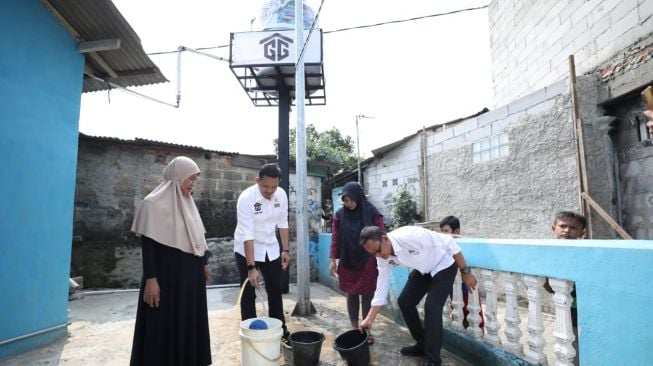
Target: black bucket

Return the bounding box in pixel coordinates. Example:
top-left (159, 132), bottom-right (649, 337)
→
top-left (289, 331), bottom-right (325, 366)
top-left (333, 329), bottom-right (370, 366)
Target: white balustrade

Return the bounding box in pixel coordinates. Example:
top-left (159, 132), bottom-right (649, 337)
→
top-left (450, 272), bottom-right (465, 331)
top-left (502, 272), bottom-right (523, 356)
top-left (445, 269), bottom-right (577, 365)
top-left (480, 269), bottom-right (501, 346)
top-left (465, 269), bottom-right (483, 339)
top-left (523, 275), bottom-right (548, 365)
top-left (549, 278), bottom-right (576, 366)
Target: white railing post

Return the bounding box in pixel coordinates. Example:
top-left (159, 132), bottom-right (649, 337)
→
top-left (523, 275), bottom-right (548, 365)
top-left (481, 269), bottom-right (501, 346)
top-left (451, 272), bottom-right (465, 331)
top-left (549, 278), bottom-right (576, 366)
top-left (443, 292), bottom-right (452, 328)
top-left (502, 272), bottom-right (523, 356)
top-left (466, 269), bottom-right (483, 339)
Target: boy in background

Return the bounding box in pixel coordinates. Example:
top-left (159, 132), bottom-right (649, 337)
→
top-left (545, 211), bottom-right (586, 365)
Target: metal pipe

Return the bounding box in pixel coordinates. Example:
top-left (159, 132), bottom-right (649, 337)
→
top-left (356, 115), bottom-right (361, 184)
top-left (85, 73), bottom-right (178, 108)
top-left (293, 0), bottom-right (313, 316)
top-left (176, 46), bottom-right (183, 108)
top-left (0, 323), bottom-right (67, 346)
top-left (82, 283), bottom-right (241, 296)
top-left (355, 115), bottom-right (374, 184)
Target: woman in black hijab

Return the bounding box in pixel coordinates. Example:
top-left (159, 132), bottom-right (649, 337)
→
top-left (329, 182), bottom-right (384, 344)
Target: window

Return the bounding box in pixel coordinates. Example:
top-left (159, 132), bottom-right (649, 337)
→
top-left (473, 134), bottom-right (509, 163)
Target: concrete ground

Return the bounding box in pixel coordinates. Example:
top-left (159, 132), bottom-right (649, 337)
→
top-left (1, 283), bottom-right (470, 366)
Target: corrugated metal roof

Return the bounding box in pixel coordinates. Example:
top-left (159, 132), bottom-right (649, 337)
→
top-left (79, 133), bottom-right (238, 155)
top-left (43, 0), bottom-right (167, 92)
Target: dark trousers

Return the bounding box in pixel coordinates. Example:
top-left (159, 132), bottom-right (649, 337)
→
top-left (398, 263), bottom-right (458, 365)
top-left (235, 252), bottom-right (286, 332)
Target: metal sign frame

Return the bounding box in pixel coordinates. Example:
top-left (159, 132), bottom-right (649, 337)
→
top-left (229, 30), bottom-right (326, 107)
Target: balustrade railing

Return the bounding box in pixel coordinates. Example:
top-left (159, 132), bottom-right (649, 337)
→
top-left (444, 269), bottom-right (577, 365)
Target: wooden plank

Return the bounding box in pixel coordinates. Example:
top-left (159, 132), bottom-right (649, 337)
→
top-left (569, 55), bottom-right (593, 237)
top-left (581, 192), bottom-right (632, 239)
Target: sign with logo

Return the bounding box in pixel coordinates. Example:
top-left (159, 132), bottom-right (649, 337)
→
top-left (230, 30), bottom-right (322, 67)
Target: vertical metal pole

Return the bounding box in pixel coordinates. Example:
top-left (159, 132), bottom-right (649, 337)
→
top-left (356, 115), bottom-right (361, 184)
top-left (292, 0), bottom-right (314, 316)
top-left (278, 84), bottom-right (290, 294)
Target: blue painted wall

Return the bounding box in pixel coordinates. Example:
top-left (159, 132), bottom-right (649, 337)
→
top-left (316, 234), bottom-right (653, 366)
top-left (0, 0), bottom-right (84, 359)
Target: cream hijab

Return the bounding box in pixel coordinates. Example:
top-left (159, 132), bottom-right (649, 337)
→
top-left (131, 156), bottom-right (207, 257)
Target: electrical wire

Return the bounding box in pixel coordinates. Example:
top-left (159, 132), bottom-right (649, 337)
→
top-left (323, 5), bottom-right (488, 34)
top-left (297, 0), bottom-right (325, 67)
top-left (144, 4), bottom-right (489, 57)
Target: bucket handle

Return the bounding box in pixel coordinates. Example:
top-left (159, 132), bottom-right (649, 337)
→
top-left (236, 277), bottom-right (267, 314)
top-left (245, 338), bottom-right (281, 362)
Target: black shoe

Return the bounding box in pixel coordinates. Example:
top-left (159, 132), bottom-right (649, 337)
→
top-left (281, 331), bottom-right (292, 350)
top-left (400, 344), bottom-right (425, 357)
top-left (421, 359), bottom-right (441, 366)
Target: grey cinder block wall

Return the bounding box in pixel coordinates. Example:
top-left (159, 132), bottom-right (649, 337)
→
top-left (72, 135), bottom-right (323, 287)
top-left (489, 0), bottom-right (653, 106)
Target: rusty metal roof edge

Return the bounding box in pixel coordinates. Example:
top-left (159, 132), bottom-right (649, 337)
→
top-left (79, 133), bottom-right (238, 155)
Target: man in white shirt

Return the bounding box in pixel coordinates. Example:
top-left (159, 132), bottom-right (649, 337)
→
top-left (359, 225), bottom-right (477, 366)
top-left (234, 163), bottom-right (291, 342)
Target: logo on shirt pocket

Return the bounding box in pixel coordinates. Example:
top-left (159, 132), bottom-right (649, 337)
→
top-left (254, 202), bottom-right (262, 213)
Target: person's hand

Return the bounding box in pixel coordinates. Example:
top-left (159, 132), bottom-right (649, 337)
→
top-left (281, 251), bottom-right (289, 270)
top-left (248, 268), bottom-right (260, 289)
top-left (644, 109), bottom-right (653, 135)
top-left (204, 265), bottom-right (211, 284)
top-left (462, 272), bottom-right (478, 292)
top-left (360, 317), bottom-right (373, 331)
top-left (143, 278), bottom-right (160, 308)
top-left (329, 259), bottom-right (338, 278)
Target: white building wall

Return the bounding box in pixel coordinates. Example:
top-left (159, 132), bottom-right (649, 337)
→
top-left (489, 0), bottom-right (653, 106)
top-left (365, 135), bottom-right (423, 223)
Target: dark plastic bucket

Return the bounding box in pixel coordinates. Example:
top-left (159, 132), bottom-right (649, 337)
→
top-left (333, 329), bottom-right (370, 366)
top-left (289, 331), bottom-right (324, 366)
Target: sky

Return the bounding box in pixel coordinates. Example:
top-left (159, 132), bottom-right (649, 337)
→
top-left (79, 0), bottom-right (494, 158)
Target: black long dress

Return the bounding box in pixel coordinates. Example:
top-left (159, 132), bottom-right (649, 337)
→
top-left (130, 236), bottom-right (212, 366)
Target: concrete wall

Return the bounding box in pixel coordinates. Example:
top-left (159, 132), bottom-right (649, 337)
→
top-left (73, 137), bottom-right (250, 287)
top-left (315, 233), bottom-right (653, 366)
top-left (363, 80), bottom-right (589, 238)
top-left (0, 0), bottom-right (84, 359)
top-left (488, 0), bottom-right (653, 106)
top-left (73, 136), bottom-right (324, 287)
top-left (458, 237), bottom-right (653, 366)
top-left (425, 80), bottom-right (580, 238)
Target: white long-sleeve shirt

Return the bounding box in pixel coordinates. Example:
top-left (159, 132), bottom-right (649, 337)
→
top-left (234, 184), bottom-right (289, 262)
top-left (371, 226), bottom-right (461, 307)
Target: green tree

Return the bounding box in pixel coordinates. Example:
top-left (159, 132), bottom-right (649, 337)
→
top-left (274, 124), bottom-right (357, 176)
top-left (384, 186), bottom-right (417, 230)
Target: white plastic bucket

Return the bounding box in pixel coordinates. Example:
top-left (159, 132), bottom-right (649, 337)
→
top-left (239, 317), bottom-right (283, 366)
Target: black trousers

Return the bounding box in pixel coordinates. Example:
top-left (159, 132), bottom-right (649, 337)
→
top-left (398, 263), bottom-right (458, 364)
top-left (235, 252), bottom-right (286, 332)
